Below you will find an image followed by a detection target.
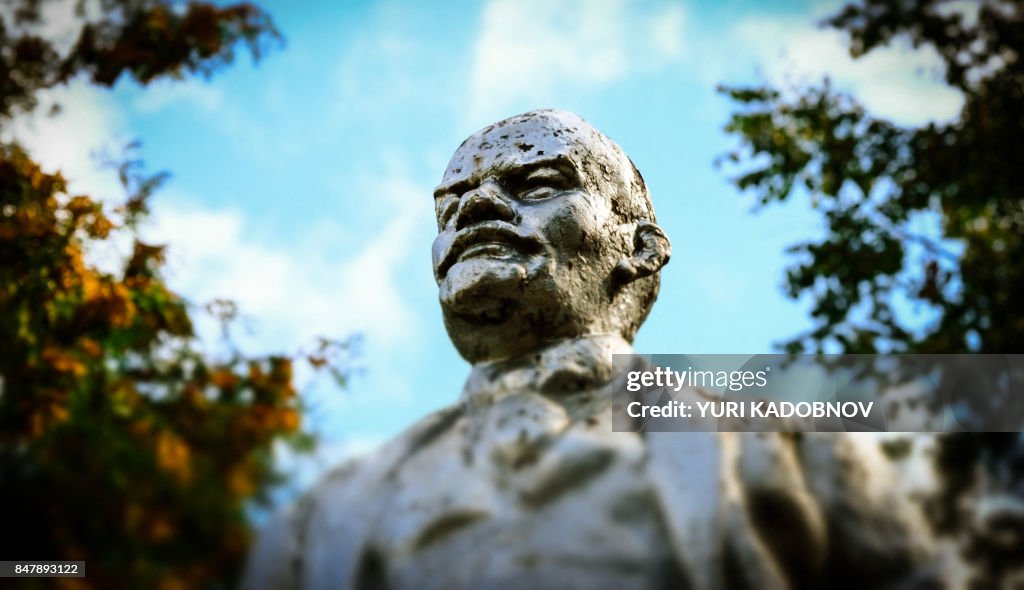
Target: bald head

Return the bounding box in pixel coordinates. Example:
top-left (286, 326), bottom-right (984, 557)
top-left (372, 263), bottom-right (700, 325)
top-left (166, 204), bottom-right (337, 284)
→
top-left (432, 109), bottom-right (669, 363)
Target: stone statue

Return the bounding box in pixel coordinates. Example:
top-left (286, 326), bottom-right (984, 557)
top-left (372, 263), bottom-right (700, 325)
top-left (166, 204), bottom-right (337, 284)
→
top-left (243, 110), bottom-right (938, 589)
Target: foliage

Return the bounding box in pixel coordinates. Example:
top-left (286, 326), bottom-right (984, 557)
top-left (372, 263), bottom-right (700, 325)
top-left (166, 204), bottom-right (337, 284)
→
top-left (0, 2), bottom-right (339, 588)
top-left (721, 0), bottom-right (1022, 355)
top-left (1, 0), bottom-right (280, 118)
top-left (721, 0), bottom-right (1023, 585)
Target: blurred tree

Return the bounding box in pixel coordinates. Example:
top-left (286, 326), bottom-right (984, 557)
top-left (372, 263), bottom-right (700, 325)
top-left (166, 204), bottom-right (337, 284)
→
top-left (0, 1), bottom-right (346, 588)
top-left (721, 0), bottom-right (1023, 585)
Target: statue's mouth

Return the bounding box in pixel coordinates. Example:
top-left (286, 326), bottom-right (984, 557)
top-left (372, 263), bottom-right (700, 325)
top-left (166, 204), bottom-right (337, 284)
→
top-left (458, 242), bottom-right (516, 262)
top-left (438, 221), bottom-right (542, 279)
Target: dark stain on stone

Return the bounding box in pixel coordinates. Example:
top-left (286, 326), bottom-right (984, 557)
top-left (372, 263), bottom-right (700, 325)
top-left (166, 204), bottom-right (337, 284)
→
top-left (746, 489), bottom-right (818, 586)
top-left (520, 448), bottom-right (614, 507)
top-left (655, 556), bottom-right (689, 590)
top-left (511, 444), bottom-right (541, 470)
top-left (354, 546), bottom-right (388, 590)
top-left (610, 489), bottom-right (656, 523)
top-left (413, 510), bottom-right (487, 550)
top-left (408, 407), bottom-right (462, 451)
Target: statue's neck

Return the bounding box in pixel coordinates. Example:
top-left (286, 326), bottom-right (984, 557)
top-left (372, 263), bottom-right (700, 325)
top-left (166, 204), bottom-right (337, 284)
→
top-left (460, 333), bottom-right (634, 404)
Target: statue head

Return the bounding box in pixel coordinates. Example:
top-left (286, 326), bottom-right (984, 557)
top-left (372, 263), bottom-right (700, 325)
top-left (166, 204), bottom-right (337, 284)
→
top-left (432, 109), bottom-right (670, 363)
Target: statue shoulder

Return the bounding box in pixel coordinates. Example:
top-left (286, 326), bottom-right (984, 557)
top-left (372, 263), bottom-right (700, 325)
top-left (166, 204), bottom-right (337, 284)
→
top-left (301, 402), bottom-right (469, 517)
top-left (241, 404), bottom-right (466, 590)
top-left (240, 456), bottom-right (369, 590)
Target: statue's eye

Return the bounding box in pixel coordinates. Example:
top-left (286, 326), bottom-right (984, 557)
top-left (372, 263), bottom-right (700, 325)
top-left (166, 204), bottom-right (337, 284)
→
top-left (517, 167), bottom-right (573, 201)
top-left (436, 193), bottom-right (459, 226)
top-left (518, 186), bottom-right (558, 201)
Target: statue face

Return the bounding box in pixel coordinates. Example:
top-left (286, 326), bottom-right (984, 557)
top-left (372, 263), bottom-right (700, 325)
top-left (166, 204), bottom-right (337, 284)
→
top-left (432, 111), bottom-right (631, 362)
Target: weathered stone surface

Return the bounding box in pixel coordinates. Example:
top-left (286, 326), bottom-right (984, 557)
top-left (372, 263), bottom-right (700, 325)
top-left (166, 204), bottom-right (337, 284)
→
top-left (243, 110), bottom-right (938, 589)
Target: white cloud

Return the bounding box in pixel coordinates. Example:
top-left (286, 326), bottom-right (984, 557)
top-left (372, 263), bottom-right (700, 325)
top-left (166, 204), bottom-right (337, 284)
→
top-left (5, 81), bottom-right (127, 200)
top-left (651, 4), bottom-right (688, 59)
top-left (146, 179), bottom-right (423, 355)
top-left (935, 1), bottom-right (980, 27)
top-left (467, 0), bottom-right (687, 123)
top-left (132, 78), bottom-right (225, 114)
top-left (333, 31), bottom-right (424, 122)
top-left (4, 0), bottom-right (95, 56)
top-left (728, 16), bottom-right (964, 126)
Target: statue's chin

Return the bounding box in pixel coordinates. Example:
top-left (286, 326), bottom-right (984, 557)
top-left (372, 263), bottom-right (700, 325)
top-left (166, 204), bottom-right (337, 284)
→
top-left (438, 258), bottom-right (543, 361)
top-left (439, 255), bottom-right (593, 362)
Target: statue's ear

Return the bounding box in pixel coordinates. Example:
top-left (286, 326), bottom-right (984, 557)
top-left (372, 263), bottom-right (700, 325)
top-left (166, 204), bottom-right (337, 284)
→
top-left (612, 221), bottom-right (671, 288)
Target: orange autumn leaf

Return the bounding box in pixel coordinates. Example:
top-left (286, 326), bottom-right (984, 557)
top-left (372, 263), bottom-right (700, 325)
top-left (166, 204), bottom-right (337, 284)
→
top-left (209, 368), bottom-right (239, 390)
top-left (78, 337), bottom-right (101, 358)
top-left (228, 467), bottom-right (256, 497)
top-left (28, 402), bottom-right (69, 438)
top-left (66, 195), bottom-right (95, 217)
top-left (147, 513), bottom-right (176, 543)
top-left (156, 431), bottom-right (192, 485)
top-left (277, 408), bottom-right (300, 432)
top-left (41, 346), bottom-right (87, 376)
top-left (156, 577), bottom-right (189, 590)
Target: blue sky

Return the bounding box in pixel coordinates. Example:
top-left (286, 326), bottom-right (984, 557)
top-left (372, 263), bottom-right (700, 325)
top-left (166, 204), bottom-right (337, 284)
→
top-left (18, 0), bottom-right (966, 485)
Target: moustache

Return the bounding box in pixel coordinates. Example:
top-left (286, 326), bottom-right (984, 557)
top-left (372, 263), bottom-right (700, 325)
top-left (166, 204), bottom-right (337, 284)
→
top-left (435, 221), bottom-right (543, 280)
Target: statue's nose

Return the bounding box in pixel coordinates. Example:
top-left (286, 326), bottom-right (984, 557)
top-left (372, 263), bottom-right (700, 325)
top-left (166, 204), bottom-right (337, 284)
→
top-left (455, 183), bottom-right (516, 230)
